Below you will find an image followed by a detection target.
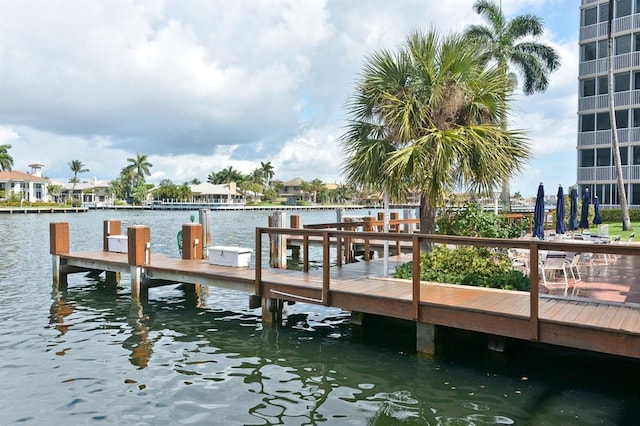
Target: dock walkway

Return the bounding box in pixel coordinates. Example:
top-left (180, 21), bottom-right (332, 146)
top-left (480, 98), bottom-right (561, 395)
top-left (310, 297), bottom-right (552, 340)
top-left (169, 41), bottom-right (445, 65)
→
top-left (56, 243), bottom-right (640, 360)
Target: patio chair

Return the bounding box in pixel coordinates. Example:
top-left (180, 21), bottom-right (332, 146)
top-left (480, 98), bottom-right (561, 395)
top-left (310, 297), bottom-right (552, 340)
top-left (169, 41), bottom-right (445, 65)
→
top-left (539, 251), bottom-right (570, 296)
top-left (565, 253), bottom-right (583, 295)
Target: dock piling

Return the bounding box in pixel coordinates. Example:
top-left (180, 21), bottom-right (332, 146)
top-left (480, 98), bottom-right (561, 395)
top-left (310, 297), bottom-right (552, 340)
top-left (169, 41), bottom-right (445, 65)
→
top-left (127, 225), bottom-right (151, 299)
top-left (103, 220), bottom-right (122, 283)
top-left (181, 223), bottom-right (204, 260)
top-left (50, 221), bottom-right (70, 286)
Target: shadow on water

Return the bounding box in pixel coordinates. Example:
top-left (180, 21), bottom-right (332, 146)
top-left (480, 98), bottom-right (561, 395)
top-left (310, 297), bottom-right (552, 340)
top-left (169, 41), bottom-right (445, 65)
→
top-left (46, 272), bottom-right (640, 425)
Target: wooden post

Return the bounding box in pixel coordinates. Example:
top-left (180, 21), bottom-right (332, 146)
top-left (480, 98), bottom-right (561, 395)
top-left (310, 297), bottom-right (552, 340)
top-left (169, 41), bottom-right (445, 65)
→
top-left (363, 217), bottom-right (373, 261)
top-left (289, 215), bottom-right (301, 261)
top-left (416, 322), bottom-right (436, 356)
top-left (103, 220), bottom-right (122, 282)
top-left (182, 223), bottom-right (203, 260)
top-left (529, 240), bottom-right (540, 341)
top-left (127, 225), bottom-right (151, 299)
top-left (290, 214), bottom-right (301, 229)
top-left (322, 231), bottom-right (330, 306)
top-left (50, 221), bottom-right (69, 286)
top-left (270, 211), bottom-right (287, 269)
top-left (103, 220), bottom-right (121, 251)
top-left (199, 210), bottom-right (212, 257)
top-left (391, 212), bottom-right (400, 254)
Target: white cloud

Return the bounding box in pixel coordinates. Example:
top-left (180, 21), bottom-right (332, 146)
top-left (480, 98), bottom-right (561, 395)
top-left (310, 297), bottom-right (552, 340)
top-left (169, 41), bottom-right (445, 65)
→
top-left (0, 0), bottom-right (581, 197)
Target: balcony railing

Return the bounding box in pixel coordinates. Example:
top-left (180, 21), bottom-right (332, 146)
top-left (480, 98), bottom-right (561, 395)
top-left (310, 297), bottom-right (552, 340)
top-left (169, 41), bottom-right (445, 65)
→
top-left (578, 90), bottom-right (640, 111)
top-left (577, 164), bottom-right (640, 181)
top-left (578, 128), bottom-right (640, 146)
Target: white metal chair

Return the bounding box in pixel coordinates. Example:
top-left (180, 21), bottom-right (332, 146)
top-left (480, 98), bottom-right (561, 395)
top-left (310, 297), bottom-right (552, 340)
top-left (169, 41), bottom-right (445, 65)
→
top-left (539, 251), bottom-right (570, 296)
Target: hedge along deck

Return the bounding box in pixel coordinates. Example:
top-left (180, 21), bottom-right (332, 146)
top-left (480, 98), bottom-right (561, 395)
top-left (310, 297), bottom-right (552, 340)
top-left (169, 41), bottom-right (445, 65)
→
top-left (49, 218), bottom-right (640, 359)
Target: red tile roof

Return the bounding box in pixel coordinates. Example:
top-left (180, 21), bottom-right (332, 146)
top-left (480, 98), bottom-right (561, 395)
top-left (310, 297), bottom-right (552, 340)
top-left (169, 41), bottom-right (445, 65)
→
top-left (0, 170), bottom-right (49, 182)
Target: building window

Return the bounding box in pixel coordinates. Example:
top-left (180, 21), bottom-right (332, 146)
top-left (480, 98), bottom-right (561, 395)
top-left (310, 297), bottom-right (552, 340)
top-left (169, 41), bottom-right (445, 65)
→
top-left (633, 146), bottom-right (640, 164)
top-left (615, 72), bottom-right (631, 92)
top-left (582, 42), bottom-right (597, 61)
top-left (620, 146), bottom-right (629, 165)
top-left (580, 149), bottom-right (595, 167)
top-left (634, 108), bottom-right (640, 126)
top-left (598, 39), bottom-right (609, 58)
top-left (597, 112), bottom-right (611, 130)
top-left (634, 71), bottom-right (640, 89)
top-left (617, 0), bottom-right (632, 18)
top-left (603, 184), bottom-right (611, 204)
top-left (582, 78), bottom-right (596, 97)
top-left (616, 34), bottom-right (632, 55)
top-left (581, 114), bottom-right (595, 132)
top-left (616, 109), bottom-right (630, 128)
top-left (583, 6), bottom-right (597, 26)
top-left (601, 2), bottom-right (610, 22)
top-left (632, 184), bottom-right (640, 205)
top-left (598, 75), bottom-right (609, 94)
top-left (597, 148), bottom-right (611, 166)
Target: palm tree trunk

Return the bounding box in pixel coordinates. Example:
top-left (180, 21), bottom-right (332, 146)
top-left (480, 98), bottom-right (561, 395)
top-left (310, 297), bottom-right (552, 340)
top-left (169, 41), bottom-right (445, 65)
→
top-left (419, 195), bottom-right (437, 252)
top-left (607, 0), bottom-right (633, 230)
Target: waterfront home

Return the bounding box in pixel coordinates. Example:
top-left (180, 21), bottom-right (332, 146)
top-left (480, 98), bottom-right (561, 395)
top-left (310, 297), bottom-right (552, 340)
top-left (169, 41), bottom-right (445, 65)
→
top-left (0, 163), bottom-right (50, 202)
top-left (279, 177), bottom-right (306, 204)
top-left (189, 182), bottom-right (244, 205)
top-left (56, 177), bottom-right (113, 205)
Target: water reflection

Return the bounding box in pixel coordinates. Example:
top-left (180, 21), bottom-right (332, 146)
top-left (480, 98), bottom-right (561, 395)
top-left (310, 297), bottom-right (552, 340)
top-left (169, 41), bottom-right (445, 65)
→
top-left (5, 210), bottom-right (640, 424)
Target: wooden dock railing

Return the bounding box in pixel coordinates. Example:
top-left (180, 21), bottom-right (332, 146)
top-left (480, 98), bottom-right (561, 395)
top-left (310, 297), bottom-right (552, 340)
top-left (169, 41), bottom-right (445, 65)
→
top-left (255, 226), bottom-right (640, 342)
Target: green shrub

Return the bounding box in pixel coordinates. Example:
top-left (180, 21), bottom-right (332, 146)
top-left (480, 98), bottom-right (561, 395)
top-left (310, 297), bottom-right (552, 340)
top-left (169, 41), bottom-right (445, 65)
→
top-left (393, 245), bottom-right (530, 291)
top-left (600, 208), bottom-right (640, 222)
top-left (436, 203), bottom-right (528, 238)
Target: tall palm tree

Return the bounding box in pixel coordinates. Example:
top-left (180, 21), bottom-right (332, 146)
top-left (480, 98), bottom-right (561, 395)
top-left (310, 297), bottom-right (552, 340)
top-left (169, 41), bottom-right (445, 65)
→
top-left (464, 0), bottom-right (560, 210)
top-left (68, 159), bottom-right (89, 197)
top-left (260, 161), bottom-right (275, 188)
top-left (341, 30), bottom-right (530, 235)
top-left (126, 152), bottom-right (153, 186)
top-left (0, 144), bottom-right (14, 171)
top-left (207, 171), bottom-right (217, 184)
top-left (216, 166), bottom-right (243, 183)
top-left (606, 0), bottom-right (632, 231)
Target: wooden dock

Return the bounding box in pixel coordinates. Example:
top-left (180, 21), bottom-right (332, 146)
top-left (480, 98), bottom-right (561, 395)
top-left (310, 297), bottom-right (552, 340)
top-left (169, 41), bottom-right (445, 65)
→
top-left (49, 219), bottom-right (640, 360)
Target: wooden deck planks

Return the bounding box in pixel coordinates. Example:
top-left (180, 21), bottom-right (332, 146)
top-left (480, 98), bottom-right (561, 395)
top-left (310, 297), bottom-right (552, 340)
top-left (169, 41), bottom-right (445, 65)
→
top-left (57, 248), bottom-right (640, 359)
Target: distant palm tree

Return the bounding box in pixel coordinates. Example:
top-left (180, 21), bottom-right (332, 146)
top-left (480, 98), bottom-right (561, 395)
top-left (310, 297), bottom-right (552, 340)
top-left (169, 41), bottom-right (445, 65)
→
top-left (464, 0), bottom-right (560, 209)
top-left (207, 171), bottom-right (217, 184)
top-left (126, 152), bottom-right (152, 186)
top-left (190, 178), bottom-right (201, 185)
top-left (0, 144), bottom-right (13, 171)
top-left (260, 161), bottom-right (275, 187)
top-left (215, 166), bottom-right (243, 183)
top-left (68, 159), bottom-right (89, 197)
top-left (341, 30), bottom-right (530, 235)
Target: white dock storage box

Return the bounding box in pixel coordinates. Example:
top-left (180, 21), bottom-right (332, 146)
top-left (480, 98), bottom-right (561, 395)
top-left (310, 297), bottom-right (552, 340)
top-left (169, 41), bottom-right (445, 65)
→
top-left (207, 246), bottom-right (252, 267)
top-left (107, 235), bottom-right (128, 253)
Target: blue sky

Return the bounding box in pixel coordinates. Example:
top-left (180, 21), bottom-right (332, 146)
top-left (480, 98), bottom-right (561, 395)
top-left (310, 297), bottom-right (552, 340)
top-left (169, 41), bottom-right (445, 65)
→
top-left (0, 0), bottom-right (580, 199)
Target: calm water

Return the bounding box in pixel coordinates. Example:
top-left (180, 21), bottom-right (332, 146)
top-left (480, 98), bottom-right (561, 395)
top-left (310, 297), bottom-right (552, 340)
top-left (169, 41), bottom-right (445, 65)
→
top-left (1, 209), bottom-right (639, 425)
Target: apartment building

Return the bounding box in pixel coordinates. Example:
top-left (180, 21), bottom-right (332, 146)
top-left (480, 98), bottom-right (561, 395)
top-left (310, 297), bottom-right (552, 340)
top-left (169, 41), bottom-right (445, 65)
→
top-left (578, 0), bottom-right (640, 207)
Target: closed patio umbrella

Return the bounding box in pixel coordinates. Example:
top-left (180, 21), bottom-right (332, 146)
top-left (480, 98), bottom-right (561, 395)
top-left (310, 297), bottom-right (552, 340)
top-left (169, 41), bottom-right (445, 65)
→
top-left (593, 195), bottom-right (603, 225)
top-left (532, 183), bottom-right (545, 239)
top-left (555, 185), bottom-right (566, 235)
top-left (579, 188), bottom-right (590, 229)
top-left (568, 188), bottom-right (579, 231)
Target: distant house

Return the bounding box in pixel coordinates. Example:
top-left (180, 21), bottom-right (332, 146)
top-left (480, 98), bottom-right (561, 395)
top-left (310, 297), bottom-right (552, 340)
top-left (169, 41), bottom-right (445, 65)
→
top-left (0, 163), bottom-right (50, 202)
top-left (58, 177), bottom-right (113, 205)
top-left (280, 177), bottom-right (306, 204)
top-left (188, 182), bottom-right (244, 205)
